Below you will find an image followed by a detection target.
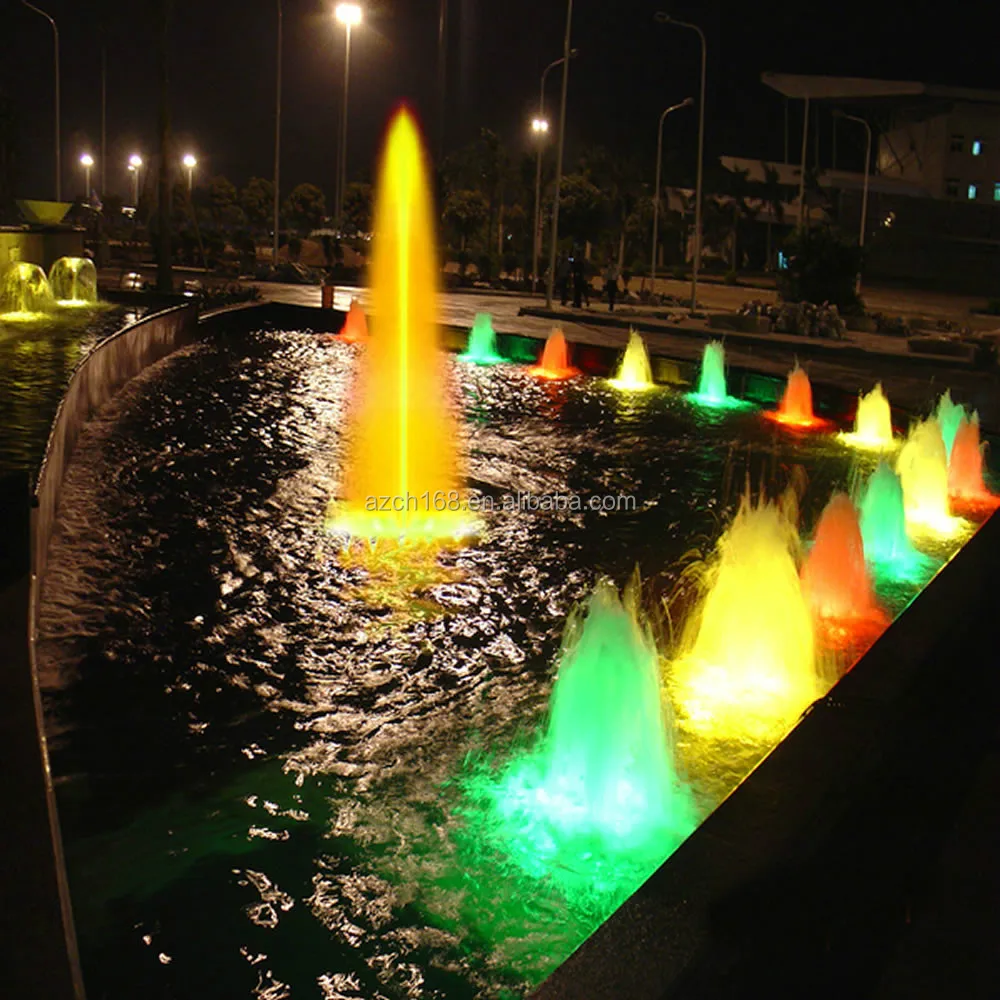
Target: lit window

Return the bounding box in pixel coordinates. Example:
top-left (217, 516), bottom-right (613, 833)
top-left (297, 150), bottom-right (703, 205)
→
top-left (972, 139), bottom-right (983, 156)
top-left (994, 182), bottom-right (1000, 202)
top-left (950, 135), bottom-right (965, 153)
top-left (945, 178), bottom-right (959, 198)
top-left (777, 251), bottom-right (789, 271)
top-left (968, 184), bottom-right (978, 200)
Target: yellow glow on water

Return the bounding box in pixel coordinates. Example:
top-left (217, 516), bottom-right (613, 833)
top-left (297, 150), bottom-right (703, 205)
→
top-left (332, 108), bottom-right (468, 543)
top-left (896, 418), bottom-right (966, 538)
top-left (839, 383), bottom-right (897, 450)
top-left (55, 299), bottom-right (92, 308)
top-left (669, 495), bottom-right (821, 742)
top-left (609, 330), bottom-right (655, 391)
top-left (0, 310), bottom-right (49, 323)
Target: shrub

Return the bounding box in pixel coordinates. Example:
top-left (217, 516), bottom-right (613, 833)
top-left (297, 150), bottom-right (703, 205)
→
top-left (778, 225), bottom-right (863, 315)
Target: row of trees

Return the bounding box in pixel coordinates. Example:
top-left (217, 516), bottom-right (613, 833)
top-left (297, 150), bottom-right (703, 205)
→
top-left (436, 128), bottom-right (806, 280)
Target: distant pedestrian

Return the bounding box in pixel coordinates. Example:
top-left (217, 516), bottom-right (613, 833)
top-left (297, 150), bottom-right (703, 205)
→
top-left (605, 260), bottom-right (620, 312)
top-left (556, 255), bottom-right (571, 306)
top-left (572, 254), bottom-right (586, 308)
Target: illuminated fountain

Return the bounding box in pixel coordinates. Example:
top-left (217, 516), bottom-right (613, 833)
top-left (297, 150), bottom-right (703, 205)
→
top-left (0, 261), bottom-right (55, 321)
top-left (686, 340), bottom-right (750, 409)
top-left (49, 256), bottom-right (98, 307)
top-left (609, 329), bottom-right (654, 390)
top-left (800, 493), bottom-right (888, 652)
top-left (935, 389), bottom-right (967, 462)
top-left (858, 462), bottom-right (935, 584)
top-left (464, 578), bottom-right (697, 905)
top-left (337, 299), bottom-right (369, 344)
top-left (839, 383), bottom-right (896, 450)
top-left (896, 418), bottom-right (964, 537)
top-left (948, 414), bottom-right (999, 513)
top-left (762, 364), bottom-right (833, 431)
top-left (326, 108), bottom-right (473, 542)
top-left (670, 495), bottom-right (822, 740)
top-left (458, 312), bottom-right (504, 365)
top-left (529, 328), bottom-right (580, 380)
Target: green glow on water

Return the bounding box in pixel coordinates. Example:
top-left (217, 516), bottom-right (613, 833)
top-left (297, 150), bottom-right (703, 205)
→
top-left (460, 579), bottom-right (697, 911)
top-left (686, 340), bottom-right (753, 410)
top-left (458, 313), bottom-right (505, 365)
top-left (935, 389), bottom-right (969, 463)
top-left (858, 461), bottom-right (936, 584)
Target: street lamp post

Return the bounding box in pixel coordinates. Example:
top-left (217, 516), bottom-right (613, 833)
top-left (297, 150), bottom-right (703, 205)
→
top-left (79, 153), bottom-right (94, 198)
top-left (334, 2), bottom-right (362, 232)
top-left (651, 97), bottom-right (693, 290)
top-left (655, 12), bottom-right (706, 313)
top-left (833, 109), bottom-right (872, 293)
top-left (22, 1), bottom-right (60, 201)
top-left (129, 154), bottom-right (143, 207)
top-left (182, 154), bottom-right (197, 193)
top-left (532, 52), bottom-right (575, 295)
top-left (544, 0), bottom-right (574, 309)
top-left (274, 0), bottom-right (283, 266)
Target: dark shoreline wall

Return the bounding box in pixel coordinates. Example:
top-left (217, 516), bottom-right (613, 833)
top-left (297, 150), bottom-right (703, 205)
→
top-left (1, 301), bottom-right (199, 1000)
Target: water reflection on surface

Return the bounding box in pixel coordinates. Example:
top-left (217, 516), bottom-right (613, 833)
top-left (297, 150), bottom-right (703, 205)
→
top-left (36, 329), bottom-right (980, 998)
top-left (0, 306), bottom-right (145, 476)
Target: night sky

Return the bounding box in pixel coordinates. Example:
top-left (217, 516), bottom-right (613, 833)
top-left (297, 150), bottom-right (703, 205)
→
top-left (3, 0), bottom-right (999, 203)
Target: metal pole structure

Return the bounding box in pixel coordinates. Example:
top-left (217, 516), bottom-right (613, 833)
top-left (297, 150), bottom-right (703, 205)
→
top-left (338, 23), bottom-right (353, 229)
top-left (22, 1), bottom-right (60, 201)
top-left (273, 0), bottom-right (282, 265)
top-left (532, 56), bottom-right (565, 294)
top-left (437, 0), bottom-right (448, 163)
top-left (101, 39), bottom-right (107, 194)
top-left (797, 96), bottom-right (810, 228)
top-left (545, 0), bottom-right (573, 309)
top-left (651, 98), bottom-right (693, 289)
top-left (835, 110), bottom-right (872, 293)
top-left (655, 13), bottom-right (706, 312)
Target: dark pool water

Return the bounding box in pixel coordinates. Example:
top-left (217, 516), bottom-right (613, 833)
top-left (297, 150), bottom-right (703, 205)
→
top-left (0, 305), bottom-right (148, 477)
top-left (36, 328), bottom-right (983, 999)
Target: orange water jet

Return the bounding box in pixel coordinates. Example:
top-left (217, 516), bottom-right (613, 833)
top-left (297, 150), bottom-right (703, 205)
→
top-left (948, 414), bottom-right (999, 515)
top-left (762, 365), bottom-right (833, 431)
top-left (800, 493), bottom-right (888, 654)
top-left (529, 329), bottom-right (580, 380)
top-left (338, 299), bottom-right (369, 344)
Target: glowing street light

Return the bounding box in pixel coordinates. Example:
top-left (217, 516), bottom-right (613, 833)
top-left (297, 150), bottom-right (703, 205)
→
top-left (182, 153), bottom-right (197, 192)
top-left (531, 117), bottom-right (550, 135)
top-left (334, 2), bottom-right (363, 229)
top-left (79, 153), bottom-right (94, 197)
top-left (128, 153), bottom-right (143, 207)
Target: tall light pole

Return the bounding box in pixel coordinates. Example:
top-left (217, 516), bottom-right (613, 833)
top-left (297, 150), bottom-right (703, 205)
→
top-left (532, 52), bottom-right (575, 295)
top-left (531, 114), bottom-right (550, 293)
top-left (100, 33), bottom-right (107, 195)
top-left (128, 154), bottom-right (143, 207)
top-left (273, 0), bottom-right (283, 265)
top-left (655, 12), bottom-right (706, 313)
top-left (22, 1), bottom-right (60, 201)
top-left (544, 0), bottom-right (574, 309)
top-left (651, 97), bottom-right (693, 289)
top-left (437, 0), bottom-right (448, 162)
top-left (334, 2), bottom-right (362, 231)
top-left (833, 109), bottom-right (872, 293)
top-left (182, 153), bottom-right (197, 193)
top-left (797, 97), bottom-right (810, 228)
top-left (79, 153), bottom-right (94, 198)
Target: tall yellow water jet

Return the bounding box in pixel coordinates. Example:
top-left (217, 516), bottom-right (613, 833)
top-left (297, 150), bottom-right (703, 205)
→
top-left (609, 329), bottom-right (654, 390)
top-left (669, 495), bottom-right (822, 741)
top-left (839, 383), bottom-right (896, 451)
top-left (328, 108), bottom-right (472, 542)
top-left (896, 418), bottom-right (964, 538)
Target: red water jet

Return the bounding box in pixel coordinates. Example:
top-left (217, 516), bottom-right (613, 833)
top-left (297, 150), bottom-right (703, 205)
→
top-left (529, 329), bottom-right (580, 380)
top-left (948, 415), bottom-right (999, 515)
top-left (762, 365), bottom-right (833, 431)
top-left (801, 493), bottom-right (888, 656)
top-left (338, 300), bottom-right (369, 344)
